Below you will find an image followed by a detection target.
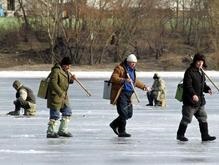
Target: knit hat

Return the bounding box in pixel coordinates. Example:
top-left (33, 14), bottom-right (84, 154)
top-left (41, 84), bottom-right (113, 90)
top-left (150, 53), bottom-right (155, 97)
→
top-left (192, 53), bottom-right (207, 68)
top-left (127, 54), bottom-right (137, 63)
top-left (153, 73), bottom-right (160, 79)
top-left (13, 80), bottom-right (22, 90)
top-left (60, 57), bottom-right (72, 65)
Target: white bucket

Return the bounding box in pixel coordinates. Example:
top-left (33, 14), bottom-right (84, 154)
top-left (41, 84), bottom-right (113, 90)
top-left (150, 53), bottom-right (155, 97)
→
top-left (103, 80), bottom-right (112, 99)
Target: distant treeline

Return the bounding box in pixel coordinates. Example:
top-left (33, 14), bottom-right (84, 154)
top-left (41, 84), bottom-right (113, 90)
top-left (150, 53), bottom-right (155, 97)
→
top-left (0, 0), bottom-right (219, 67)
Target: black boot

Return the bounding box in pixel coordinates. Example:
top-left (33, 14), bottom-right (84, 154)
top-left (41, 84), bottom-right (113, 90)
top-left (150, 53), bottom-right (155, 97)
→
top-left (177, 123), bottom-right (188, 141)
top-left (199, 122), bottom-right (216, 141)
top-left (110, 122), bottom-right (118, 135)
top-left (7, 110), bottom-right (20, 116)
top-left (118, 119), bottom-right (131, 137)
top-left (110, 117), bottom-right (120, 135)
top-left (118, 132), bottom-right (131, 137)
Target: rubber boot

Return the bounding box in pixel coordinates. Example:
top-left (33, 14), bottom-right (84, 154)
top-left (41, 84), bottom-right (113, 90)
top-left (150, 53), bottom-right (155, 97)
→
top-left (177, 123), bottom-right (188, 141)
top-left (47, 119), bottom-right (59, 138)
top-left (118, 119), bottom-right (131, 137)
top-left (109, 117), bottom-right (119, 135)
top-left (58, 116), bottom-right (72, 137)
top-left (199, 122), bottom-right (216, 141)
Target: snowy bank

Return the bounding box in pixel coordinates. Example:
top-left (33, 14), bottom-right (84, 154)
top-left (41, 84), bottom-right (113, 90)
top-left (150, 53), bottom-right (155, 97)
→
top-left (0, 71), bottom-right (219, 78)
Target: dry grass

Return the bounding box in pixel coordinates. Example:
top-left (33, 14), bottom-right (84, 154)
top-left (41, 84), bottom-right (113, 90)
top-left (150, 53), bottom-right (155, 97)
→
top-left (0, 52), bottom-right (218, 71)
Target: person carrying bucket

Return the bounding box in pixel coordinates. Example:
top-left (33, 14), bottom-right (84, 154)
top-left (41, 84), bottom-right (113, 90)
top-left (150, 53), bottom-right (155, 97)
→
top-left (109, 54), bottom-right (150, 137)
top-left (176, 53), bottom-right (216, 142)
top-left (46, 57), bottom-right (76, 138)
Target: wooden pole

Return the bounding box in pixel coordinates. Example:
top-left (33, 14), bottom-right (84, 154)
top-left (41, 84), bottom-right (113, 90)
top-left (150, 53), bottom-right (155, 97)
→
top-left (75, 79), bottom-right (92, 96)
top-left (201, 69), bottom-right (219, 92)
top-left (126, 72), bottom-right (140, 103)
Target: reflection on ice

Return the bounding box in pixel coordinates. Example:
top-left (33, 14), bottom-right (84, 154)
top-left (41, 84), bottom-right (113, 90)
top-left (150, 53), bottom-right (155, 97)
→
top-left (0, 149), bottom-right (57, 154)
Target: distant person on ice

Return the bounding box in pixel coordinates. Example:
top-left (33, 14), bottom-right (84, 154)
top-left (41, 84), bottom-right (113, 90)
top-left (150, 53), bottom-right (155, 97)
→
top-left (146, 73), bottom-right (166, 107)
top-left (7, 80), bottom-right (36, 116)
top-left (176, 53), bottom-right (216, 142)
top-left (109, 54), bottom-right (150, 137)
top-left (46, 56), bottom-right (76, 138)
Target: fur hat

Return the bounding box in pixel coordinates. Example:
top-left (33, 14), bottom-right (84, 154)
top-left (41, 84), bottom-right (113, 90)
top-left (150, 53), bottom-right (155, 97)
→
top-left (60, 57), bottom-right (72, 65)
top-left (192, 53), bottom-right (207, 68)
top-left (13, 80), bottom-right (22, 90)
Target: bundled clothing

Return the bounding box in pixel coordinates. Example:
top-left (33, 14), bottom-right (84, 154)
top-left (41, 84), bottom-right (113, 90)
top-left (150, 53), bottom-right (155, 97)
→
top-left (147, 75), bottom-right (166, 106)
top-left (46, 62), bottom-right (74, 138)
top-left (109, 59), bottom-right (146, 137)
top-left (47, 63), bottom-right (73, 111)
top-left (176, 53), bottom-right (216, 141)
top-left (8, 81), bottom-right (36, 116)
top-left (110, 61), bottom-right (145, 105)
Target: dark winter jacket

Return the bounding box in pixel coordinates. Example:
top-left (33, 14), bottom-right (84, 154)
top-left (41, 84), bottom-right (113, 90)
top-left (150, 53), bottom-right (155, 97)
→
top-left (182, 64), bottom-right (210, 107)
top-left (47, 63), bottom-right (73, 110)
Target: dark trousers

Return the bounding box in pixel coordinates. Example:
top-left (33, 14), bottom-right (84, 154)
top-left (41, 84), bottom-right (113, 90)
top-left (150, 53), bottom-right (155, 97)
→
top-left (14, 99), bottom-right (30, 111)
top-left (147, 91), bottom-right (154, 105)
top-left (180, 105), bottom-right (207, 126)
top-left (111, 91), bottom-right (133, 133)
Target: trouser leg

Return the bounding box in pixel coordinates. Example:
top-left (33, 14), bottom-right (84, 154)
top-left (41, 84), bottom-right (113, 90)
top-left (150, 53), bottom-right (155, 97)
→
top-left (176, 105), bottom-right (194, 141)
top-left (176, 123), bottom-right (188, 141)
top-left (9, 99), bottom-right (30, 116)
top-left (116, 91), bottom-right (133, 137)
top-left (193, 105), bottom-right (216, 141)
top-left (147, 92), bottom-right (153, 105)
top-left (7, 99), bottom-right (28, 116)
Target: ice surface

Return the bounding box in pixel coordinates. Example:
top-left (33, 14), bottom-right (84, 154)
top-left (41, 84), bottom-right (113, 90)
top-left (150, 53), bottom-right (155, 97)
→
top-left (0, 72), bottom-right (219, 165)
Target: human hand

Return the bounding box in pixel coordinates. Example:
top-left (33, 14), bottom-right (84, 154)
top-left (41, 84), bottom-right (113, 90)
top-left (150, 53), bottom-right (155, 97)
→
top-left (71, 74), bottom-right (76, 80)
top-left (125, 78), bottom-right (132, 83)
top-left (144, 86), bottom-right (150, 91)
top-left (192, 95), bottom-right (199, 102)
top-left (208, 90), bottom-right (212, 95)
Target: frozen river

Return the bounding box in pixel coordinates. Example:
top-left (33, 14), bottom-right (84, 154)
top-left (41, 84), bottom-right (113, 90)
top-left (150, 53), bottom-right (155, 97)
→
top-left (0, 72), bottom-right (219, 165)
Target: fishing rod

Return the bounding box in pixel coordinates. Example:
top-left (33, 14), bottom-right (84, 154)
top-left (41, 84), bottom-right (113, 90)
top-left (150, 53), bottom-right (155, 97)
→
top-left (126, 72), bottom-right (140, 103)
top-left (69, 71), bottom-right (92, 96)
top-left (201, 69), bottom-right (219, 92)
top-left (75, 79), bottom-right (92, 96)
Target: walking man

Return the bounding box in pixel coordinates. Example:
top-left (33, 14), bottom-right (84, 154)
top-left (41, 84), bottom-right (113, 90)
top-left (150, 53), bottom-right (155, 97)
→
top-left (109, 54), bottom-right (149, 137)
top-left (46, 56), bottom-right (76, 138)
top-left (176, 53), bottom-right (216, 142)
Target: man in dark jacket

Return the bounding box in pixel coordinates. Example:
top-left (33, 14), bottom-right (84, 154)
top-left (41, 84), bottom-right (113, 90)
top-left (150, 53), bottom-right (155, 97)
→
top-left (7, 80), bottom-right (36, 116)
top-left (176, 53), bottom-right (216, 142)
top-left (46, 57), bottom-right (76, 138)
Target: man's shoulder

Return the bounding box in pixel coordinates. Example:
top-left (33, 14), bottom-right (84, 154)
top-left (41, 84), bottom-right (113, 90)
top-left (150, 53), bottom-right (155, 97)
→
top-left (114, 63), bottom-right (125, 71)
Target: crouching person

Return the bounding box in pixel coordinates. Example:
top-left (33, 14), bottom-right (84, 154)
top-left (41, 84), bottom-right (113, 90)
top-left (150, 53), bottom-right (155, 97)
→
top-left (46, 57), bottom-right (76, 138)
top-left (7, 80), bottom-right (36, 116)
top-left (146, 73), bottom-right (166, 107)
